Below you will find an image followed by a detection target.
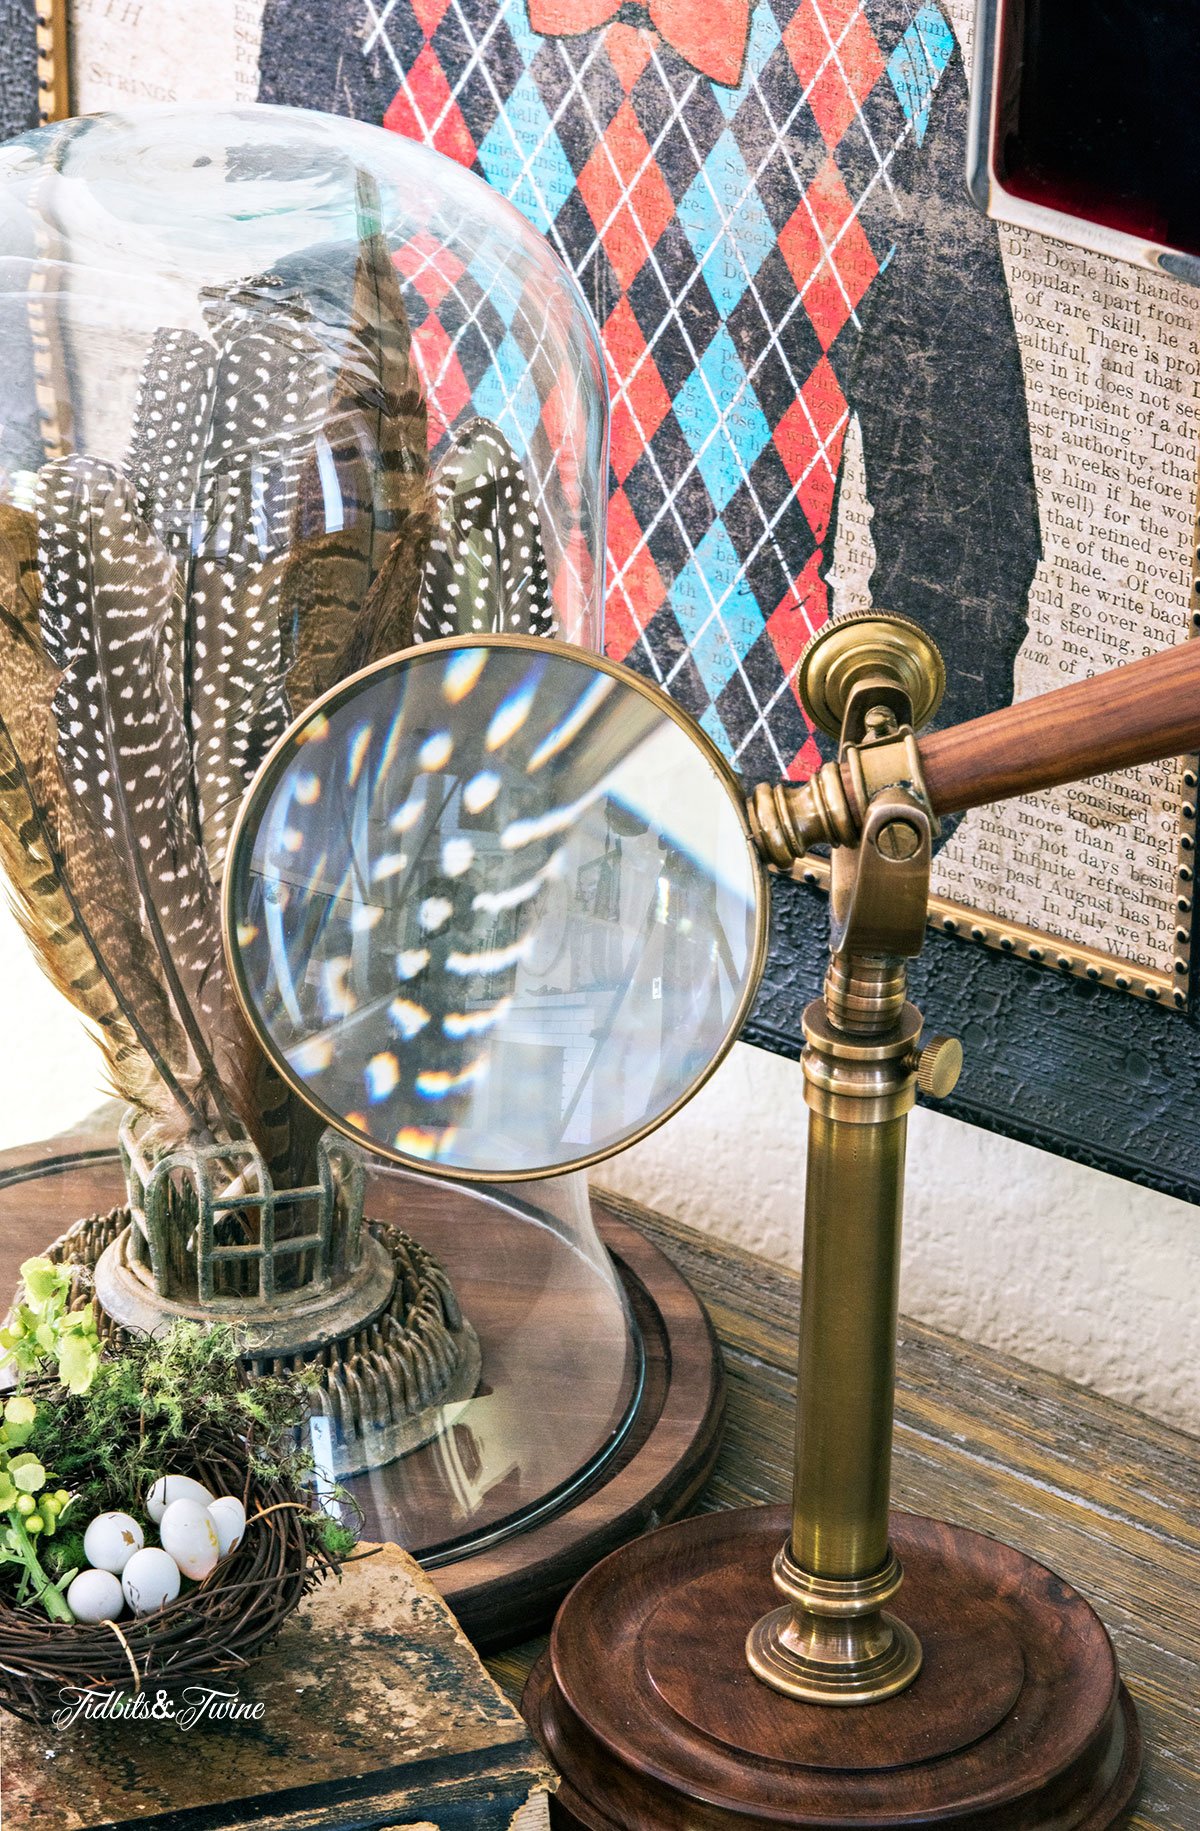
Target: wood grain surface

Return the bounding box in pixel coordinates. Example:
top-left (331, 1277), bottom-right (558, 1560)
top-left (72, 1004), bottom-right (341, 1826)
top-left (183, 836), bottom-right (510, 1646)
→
top-left (490, 1190), bottom-right (1200, 1831)
top-left (525, 1506), bottom-right (1139, 1827)
top-left (917, 637), bottom-right (1200, 818)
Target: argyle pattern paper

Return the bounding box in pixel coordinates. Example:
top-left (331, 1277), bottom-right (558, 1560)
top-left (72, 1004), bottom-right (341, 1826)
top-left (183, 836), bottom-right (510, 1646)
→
top-left (387, 220), bottom-right (602, 637)
top-left (261, 0), bottom-right (1011, 784)
top-left (361, 0), bottom-right (957, 781)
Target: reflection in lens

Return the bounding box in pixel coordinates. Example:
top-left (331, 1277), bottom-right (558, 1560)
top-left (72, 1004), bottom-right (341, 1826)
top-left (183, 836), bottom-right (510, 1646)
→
top-left (227, 640), bottom-right (763, 1176)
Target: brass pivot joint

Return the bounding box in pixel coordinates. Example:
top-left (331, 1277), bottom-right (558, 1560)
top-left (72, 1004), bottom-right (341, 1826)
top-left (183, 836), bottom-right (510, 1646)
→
top-left (746, 610), bottom-right (945, 872)
top-left (748, 726), bottom-right (936, 870)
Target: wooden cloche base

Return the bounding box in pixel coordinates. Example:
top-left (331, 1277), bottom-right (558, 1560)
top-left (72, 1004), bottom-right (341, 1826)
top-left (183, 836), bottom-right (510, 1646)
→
top-left (0, 1125), bottom-right (725, 1649)
top-left (524, 1504), bottom-right (1140, 1829)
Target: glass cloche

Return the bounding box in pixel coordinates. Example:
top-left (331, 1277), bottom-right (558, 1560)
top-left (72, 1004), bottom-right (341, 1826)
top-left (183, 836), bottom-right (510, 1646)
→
top-left (0, 105), bottom-right (634, 1578)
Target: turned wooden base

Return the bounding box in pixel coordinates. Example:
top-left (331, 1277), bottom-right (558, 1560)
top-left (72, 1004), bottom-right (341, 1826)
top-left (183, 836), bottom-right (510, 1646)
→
top-left (524, 1505), bottom-right (1141, 1829)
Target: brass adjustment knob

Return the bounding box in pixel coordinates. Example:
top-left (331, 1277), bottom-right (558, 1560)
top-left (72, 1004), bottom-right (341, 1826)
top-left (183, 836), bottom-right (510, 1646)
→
top-left (913, 1034), bottom-right (963, 1100)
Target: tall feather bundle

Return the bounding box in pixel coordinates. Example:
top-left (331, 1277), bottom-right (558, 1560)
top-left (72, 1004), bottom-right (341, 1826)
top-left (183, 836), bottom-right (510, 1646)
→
top-left (0, 168), bottom-right (554, 1171)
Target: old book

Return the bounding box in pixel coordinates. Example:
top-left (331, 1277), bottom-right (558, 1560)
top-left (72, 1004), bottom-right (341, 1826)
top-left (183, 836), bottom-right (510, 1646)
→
top-left (0, 1543), bottom-right (554, 1828)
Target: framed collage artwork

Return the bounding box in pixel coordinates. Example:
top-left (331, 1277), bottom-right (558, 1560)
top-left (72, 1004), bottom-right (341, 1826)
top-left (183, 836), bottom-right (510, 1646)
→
top-left (27, 0), bottom-right (1200, 1200)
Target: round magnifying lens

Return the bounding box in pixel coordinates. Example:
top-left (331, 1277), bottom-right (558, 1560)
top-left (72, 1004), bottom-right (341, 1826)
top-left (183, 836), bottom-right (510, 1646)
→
top-left (224, 635), bottom-right (768, 1178)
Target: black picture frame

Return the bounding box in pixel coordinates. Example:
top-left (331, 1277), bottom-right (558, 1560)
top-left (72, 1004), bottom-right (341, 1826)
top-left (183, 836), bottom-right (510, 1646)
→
top-left (0, 0), bottom-right (39, 142)
top-left (747, 872), bottom-right (1200, 1206)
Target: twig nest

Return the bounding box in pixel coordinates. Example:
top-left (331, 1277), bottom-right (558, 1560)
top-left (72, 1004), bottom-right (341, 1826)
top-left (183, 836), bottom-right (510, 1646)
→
top-left (82, 1512), bottom-right (143, 1575)
top-left (121, 1546), bottom-right (181, 1615)
top-left (0, 1408), bottom-right (345, 1724)
top-left (159, 1499), bottom-right (220, 1581)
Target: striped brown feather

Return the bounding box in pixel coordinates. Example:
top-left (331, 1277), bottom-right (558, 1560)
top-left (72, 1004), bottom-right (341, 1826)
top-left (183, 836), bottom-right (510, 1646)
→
top-left (282, 170), bottom-right (434, 712)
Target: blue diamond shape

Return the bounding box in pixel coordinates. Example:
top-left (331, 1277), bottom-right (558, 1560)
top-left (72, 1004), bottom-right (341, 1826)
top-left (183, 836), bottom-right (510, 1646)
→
top-left (670, 522), bottom-right (765, 706)
top-left (888, 5), bottom-right (955, 147)
top-left (479, 73), bottom-right (577, 234)
top-left (673, 328), bottom-right (771, 512)
top-left (699, 703), bottom-right (732, 756)
top-left (678, 133), bottom-right (776, 318)
top-left (498, 0), bottom-right (543, 65)
top-left (470, 331), bottom-right (544, 449)
top-left (712, 4), bottom-right (784, 120)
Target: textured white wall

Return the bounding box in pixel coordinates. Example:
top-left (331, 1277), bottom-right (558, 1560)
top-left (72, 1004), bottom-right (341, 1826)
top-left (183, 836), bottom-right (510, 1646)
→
top-left (598, 1039), bottom-right (1200, 1433)
top-left (1, 886), bottom-right (1195, 1432)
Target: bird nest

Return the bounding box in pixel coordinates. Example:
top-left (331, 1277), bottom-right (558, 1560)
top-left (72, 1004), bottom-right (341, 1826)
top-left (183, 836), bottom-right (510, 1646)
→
top-left (0, 1418), bottom-right (341, 1726)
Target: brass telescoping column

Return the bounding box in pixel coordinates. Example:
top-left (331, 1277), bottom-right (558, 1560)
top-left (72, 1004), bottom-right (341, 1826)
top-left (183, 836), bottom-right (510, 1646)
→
top-left (746, 612), bottom-right (963, 1705)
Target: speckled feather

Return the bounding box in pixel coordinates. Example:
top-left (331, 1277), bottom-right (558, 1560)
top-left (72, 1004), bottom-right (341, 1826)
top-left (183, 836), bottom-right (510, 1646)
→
top-left (416, 419), bottom-right (555, 642)
top-left (126, 327), bottom-right (217, 555)
top-left (0, 504), bottom-right (202, 1142)
top-left (181, 277), bottom-right (328, 873)
top-left (35, 457), bottom-right (261, 1140)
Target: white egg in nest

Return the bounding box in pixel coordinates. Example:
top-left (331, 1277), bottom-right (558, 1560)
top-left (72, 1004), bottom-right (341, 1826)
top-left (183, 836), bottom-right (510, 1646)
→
top-left (121, 1546), bottom-right (181, 1615)
top-left (67, 1567), bottom-right (124, 1624)
top-left (82, 1511), bottom-right (144, 1575)
top-left (146, 1474), bottom-right (214, 1524)
top-left (207, 1495), bottom-right (246, 1557)
top-left (158, 1497), bottom-right (221, 1580)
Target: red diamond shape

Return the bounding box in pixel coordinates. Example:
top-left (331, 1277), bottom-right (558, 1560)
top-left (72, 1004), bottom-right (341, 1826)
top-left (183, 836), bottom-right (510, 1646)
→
top-left (541, 373), bottom-right (571, 463)
top-left (797, 449), bottom-right (840, 540)
top-left (395, 230), bottom-right (465, 311)
top-left (384, 47), bottom-right (477, 171)
top-left (783, 0), bottom-right (864, 88)
top-left (779, 199), bottom-right (822, 295)
top-left (816, 0), bottom-right (865, 34)
top-left (768, 552), bottom-right (829, 677)
top-left (774, 355), bottom-right (848, 501)
top-left (578, 103), bottom-right (674, 291)
top-left (606, 22), bottom-right (655, 92)
top-left (606, 487), bottom-right (665, 658)
top-left (786, 728), bottom-right (825, 782)
top-left (808, 63), bottom-right (854, 147)
top-left (604, 299), bottom-right (671, 482)
top-left (783, 0), bottom-right (831, 90)
top-left (802, 355), bottom-right (847, 447)
top-left (774, 397), bottom-right (819, 487)
top-left (555, 529), bottom-right (597, 635)
top-left (795, 160), bottom-right (879, 348)
top-left (412, 316), bottom-right (471, 448)
top-left (803, 268), bottom-right (853, 351)
top-left (840, 11), bottom-right (887, 101)
top-left (410, 0), bottom-right (450, 32)
top-left (809, 15), bottom-right (886, 148)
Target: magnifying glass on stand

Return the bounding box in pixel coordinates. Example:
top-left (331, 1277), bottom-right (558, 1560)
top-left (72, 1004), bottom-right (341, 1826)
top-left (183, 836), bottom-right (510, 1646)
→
top-left (224, 614), bottom-right (1200, 1828)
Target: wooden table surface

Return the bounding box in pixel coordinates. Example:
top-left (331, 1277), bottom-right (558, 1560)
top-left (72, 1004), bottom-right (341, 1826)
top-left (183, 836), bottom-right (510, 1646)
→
top-left (490, 1189), bottom-right (1200, 1831)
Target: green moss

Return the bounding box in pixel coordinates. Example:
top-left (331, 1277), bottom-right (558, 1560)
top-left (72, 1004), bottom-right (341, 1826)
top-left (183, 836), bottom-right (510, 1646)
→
top-left (26, 1323), bottom-right (356, 1561)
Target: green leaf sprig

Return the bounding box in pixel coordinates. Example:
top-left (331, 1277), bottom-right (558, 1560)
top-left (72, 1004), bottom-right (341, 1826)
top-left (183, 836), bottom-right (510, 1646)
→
top-left (0, 1258), bottom-right (102, 1622)
top-left (0, 1396), bottom-right (77, 1621)
top-left (0, 1258), bottom-right (100, 1395)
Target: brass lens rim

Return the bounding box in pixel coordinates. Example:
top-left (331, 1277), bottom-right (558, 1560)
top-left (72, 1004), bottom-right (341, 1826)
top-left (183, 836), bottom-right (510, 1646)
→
top-left (222, 631), bottom-right (771, 1183)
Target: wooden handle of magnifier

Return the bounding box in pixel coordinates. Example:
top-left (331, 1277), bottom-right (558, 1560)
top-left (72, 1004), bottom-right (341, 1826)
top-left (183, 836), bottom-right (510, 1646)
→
top-left (917, 638), bottom-right (1200, 816)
